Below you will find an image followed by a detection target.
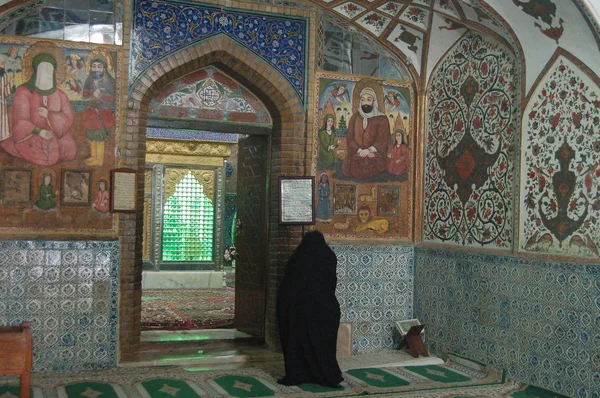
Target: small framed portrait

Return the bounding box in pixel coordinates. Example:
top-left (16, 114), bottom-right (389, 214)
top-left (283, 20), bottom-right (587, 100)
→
top-left (377, 185), bottom-right (400, 216)
top-left (334, 184), bottom-right (357, 215)
top-left (1, 169), bottom-right (32, 204)
top-left (61, 170), bottom-right (92, 206)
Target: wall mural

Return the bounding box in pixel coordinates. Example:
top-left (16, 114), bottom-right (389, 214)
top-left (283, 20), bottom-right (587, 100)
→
top-left (520, 55), bottom-right (600, 258)
top-left (149, 66), bottom-right (271, 126)
top-left (314, 73), bottom-right (413, 240)
top-left (0, 40), bottom-right (118, 233)
top-left (423, 33), bottom-right (518, 248)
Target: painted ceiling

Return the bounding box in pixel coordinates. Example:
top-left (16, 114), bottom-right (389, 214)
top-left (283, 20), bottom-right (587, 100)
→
top-left (313, 0), bottom-right (600, 93)
top-left (0, 0), bottom-right (599, 93)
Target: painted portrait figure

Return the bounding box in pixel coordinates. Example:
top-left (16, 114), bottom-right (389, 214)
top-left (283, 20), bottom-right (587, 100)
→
top-left (93, 179), bottom-right (110, 213)
top-left (5, 47), bottom-right (22, 91)
top-left (317, 113), bottom-right (339, 170)
top-left (387, 128), bottom-right (409, 177)
top-left (82, 49), bottom-right (116, 167)
top-left (34, 172), bottom-right (57, 211)
top-left (1, 42), bottom-right (77, 166)
top-left (64, 53), bottom-right (85, 96)
top-left (342, 80), bottom-right (390, 179)
top-left (316, 172), bottom-right (332, 223)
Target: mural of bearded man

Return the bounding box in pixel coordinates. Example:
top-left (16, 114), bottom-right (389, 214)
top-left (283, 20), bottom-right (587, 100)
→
top-left (342, 79), bottom-right (390, 179)
top-left (82, 49), bottom-right (116, 167)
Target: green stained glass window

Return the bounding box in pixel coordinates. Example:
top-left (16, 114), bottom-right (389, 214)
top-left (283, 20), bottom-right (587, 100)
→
top-left (162, 172), bottom-right (214, 262)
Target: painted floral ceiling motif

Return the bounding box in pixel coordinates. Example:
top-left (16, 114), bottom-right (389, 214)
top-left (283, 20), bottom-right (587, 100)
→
top-left (308, 0), bottom-right (600, 88)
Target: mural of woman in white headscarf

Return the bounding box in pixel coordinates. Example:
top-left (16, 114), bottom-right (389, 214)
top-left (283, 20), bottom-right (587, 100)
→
top-left (342, 79), bottom-right (390, 179)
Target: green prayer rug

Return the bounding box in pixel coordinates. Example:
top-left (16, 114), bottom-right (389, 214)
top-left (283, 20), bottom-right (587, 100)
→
top-left (346, 367), bottom-right (410, 388)
top-left (404, 364), bottom-right (471, 383)
top-left (138, 378), bottom-right (204, 397)
top-left (212, 375), bottom-right (275, 397)
top-left (0, 355), bottom-right (567, 397)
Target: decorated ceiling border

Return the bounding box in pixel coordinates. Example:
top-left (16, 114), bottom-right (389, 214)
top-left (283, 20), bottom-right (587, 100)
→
top-left (131, 0), bottom-right (308, 103)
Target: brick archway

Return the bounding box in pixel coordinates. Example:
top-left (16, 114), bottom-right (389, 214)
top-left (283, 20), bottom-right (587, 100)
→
top-left (119, 34), bottom-right (309, 362)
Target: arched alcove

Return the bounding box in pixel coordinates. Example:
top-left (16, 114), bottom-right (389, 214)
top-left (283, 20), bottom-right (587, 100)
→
top-left (120, 34), bottom-right (310, 361)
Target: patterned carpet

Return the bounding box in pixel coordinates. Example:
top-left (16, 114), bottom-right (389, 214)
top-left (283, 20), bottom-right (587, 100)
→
top-left (141, 288), bottom-right (235, 331)
top-left (0, 356), bottom-right (568, 397)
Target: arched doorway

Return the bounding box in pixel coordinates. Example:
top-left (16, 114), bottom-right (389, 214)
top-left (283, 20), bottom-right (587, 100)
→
top-left (120, 34), bottom-right (308, 362)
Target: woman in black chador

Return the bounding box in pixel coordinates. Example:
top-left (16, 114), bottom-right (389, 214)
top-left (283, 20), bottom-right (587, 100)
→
top-left (276, 230), bottom-right (343, 387)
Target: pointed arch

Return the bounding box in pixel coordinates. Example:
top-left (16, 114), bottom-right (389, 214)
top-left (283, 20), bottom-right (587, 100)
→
top-left (119, 34), bottom-right (309, 361)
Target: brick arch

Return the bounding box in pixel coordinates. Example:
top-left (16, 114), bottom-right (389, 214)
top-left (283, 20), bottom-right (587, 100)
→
top-left (119, 34), bottom-right (308, 361)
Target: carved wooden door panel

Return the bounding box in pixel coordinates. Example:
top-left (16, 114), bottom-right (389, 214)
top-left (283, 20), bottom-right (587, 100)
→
top-left (235, 135), bottom-right (270, 336)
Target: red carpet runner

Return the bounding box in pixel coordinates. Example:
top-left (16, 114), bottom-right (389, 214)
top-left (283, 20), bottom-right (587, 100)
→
top-left (141, 288), bottom-right (235, 330)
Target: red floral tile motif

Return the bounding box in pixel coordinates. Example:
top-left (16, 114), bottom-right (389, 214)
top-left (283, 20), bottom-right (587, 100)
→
top-left (424, 34), bottom-right (517, 247)
top-left (521, 58), bottom-right (600, 257)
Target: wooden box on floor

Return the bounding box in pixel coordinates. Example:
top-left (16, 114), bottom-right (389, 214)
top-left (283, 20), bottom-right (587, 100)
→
top-left (0, 322), bottom-right (32, 398)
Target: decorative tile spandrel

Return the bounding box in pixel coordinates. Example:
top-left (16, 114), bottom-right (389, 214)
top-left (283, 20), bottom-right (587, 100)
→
top-left (131, 0), bottom-right (307, 103)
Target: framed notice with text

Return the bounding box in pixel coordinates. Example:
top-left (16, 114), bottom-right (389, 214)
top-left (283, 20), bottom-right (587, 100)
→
top-left (110, 168), bottom-right (137, 213)
top-left (279, 176), bottom-right (315, 225)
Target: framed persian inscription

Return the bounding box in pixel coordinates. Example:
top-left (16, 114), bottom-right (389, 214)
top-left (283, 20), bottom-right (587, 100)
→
top-left (110, 168), bottom-right (137, 212)
top-left (279, 176), bottom-right (315, 225)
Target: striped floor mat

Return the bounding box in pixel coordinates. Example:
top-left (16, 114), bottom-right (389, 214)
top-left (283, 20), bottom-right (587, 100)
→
top-left (0, 356), bottom-right (567, 397)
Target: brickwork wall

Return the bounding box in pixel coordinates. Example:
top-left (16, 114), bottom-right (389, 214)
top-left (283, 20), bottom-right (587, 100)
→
top-left (119, 0), bottom-right (317, 360)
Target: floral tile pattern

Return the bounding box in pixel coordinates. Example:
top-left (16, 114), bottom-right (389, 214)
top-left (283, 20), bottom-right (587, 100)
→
top-left (414, 247), bottom-right (600, 397)
top-left (0, 241), bottom-right (119, 372)
top-left (333, 2), bottom-right (366, 20)
top-left (131, 0), bottom-right (307, 103)
top-left (399, 5), bottom-right (430, 30)
top-left (332, 244), bottom-right (414, 355)
top-left (148, 66), bottom-right (271, 125)
top-left (423, 33), bottom-right (518, 248)
top-left (356, 12), bottom-right (392, 36)
top-left (519, 55), bottom-right (600, 258)
top-left (377, 2), bottom-right (404, 18)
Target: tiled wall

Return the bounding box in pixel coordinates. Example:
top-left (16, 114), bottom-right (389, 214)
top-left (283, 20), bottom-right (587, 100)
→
top-left (332, 244), bottom-right (414, 355)
top-left (0, 241), bottom-right (119, 372)
top-left (414, 247), bottom-right (600, 397)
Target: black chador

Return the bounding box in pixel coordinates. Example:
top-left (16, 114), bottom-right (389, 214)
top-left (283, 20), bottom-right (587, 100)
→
top-left (276, 231), bottom-right (343, 387)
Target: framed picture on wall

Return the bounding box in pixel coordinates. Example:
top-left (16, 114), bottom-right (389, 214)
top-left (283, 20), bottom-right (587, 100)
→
top-left (279, 176), bottom-right (315, 224)
top-left (333, 184), bottom-right (357, 215)
top-left (61, 170), bottom-right (92, 206)
top-left (377, 185), bottom-right (400, 216)
top-left (1, 169), bottom-right (32, 204)
top-left (111, 168), bottom-right (137, 212)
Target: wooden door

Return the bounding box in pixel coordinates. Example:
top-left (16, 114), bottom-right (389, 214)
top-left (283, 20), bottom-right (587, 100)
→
top-left (234, 135), bottom-right (270, 336)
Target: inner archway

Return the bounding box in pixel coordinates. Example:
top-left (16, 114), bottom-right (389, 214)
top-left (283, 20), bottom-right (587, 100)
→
top-left (121, 34), bottom-right (309, 362)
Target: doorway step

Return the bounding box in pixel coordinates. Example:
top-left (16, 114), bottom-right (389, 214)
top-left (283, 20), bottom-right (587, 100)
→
top-left (123, 329), bottom-right (276, 369)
